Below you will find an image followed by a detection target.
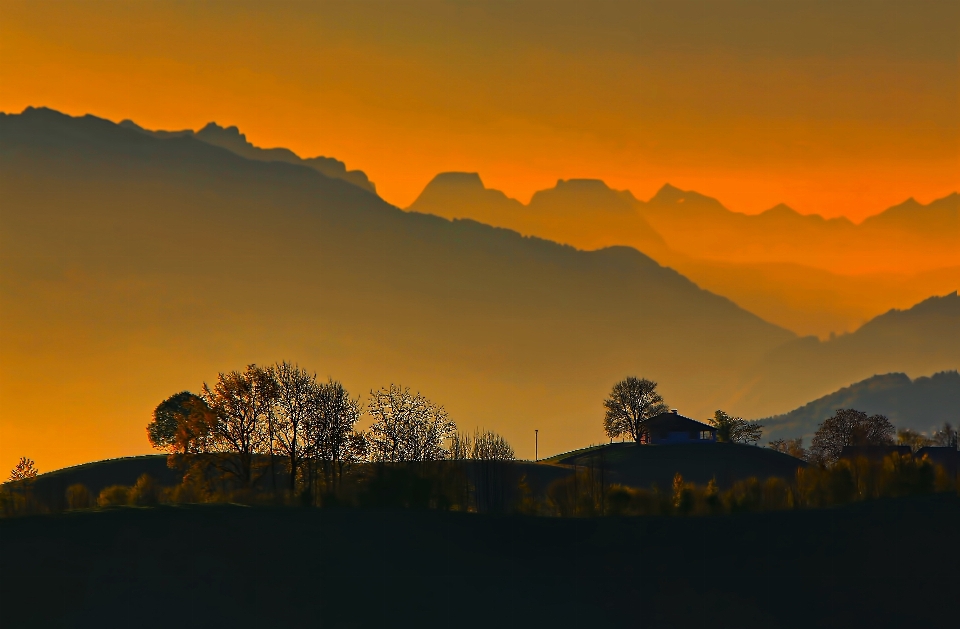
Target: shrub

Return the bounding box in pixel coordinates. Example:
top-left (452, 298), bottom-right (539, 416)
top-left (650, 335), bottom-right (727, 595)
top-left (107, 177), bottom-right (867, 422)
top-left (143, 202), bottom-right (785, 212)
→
top-left (129, 474), bottom-right (160, 505)
top-left (98, 485), bottom-right (131, 506)
top-left (65, 484), bottom-right (93, 510)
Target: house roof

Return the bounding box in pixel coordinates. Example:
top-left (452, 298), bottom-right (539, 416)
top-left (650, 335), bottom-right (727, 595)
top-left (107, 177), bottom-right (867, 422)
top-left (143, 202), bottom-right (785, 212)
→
top-left (644, 411), bottom-right (715, 433)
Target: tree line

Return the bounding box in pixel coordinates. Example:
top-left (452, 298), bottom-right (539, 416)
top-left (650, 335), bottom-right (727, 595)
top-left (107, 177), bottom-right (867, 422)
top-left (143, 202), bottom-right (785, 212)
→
top-left (145, 362), bottom-right (515, 505)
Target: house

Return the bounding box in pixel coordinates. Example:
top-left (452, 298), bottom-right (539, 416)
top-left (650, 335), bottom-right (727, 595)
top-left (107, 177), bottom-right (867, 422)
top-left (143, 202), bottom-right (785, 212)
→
top-left (915, 446), bottom-right (959, 478)
top-left (642, 410), bottom-right (716, 444)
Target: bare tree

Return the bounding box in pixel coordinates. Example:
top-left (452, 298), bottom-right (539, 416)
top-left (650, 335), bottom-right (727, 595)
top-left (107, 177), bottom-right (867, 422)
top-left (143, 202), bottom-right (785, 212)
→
top-left (932, 422), bottom-right (958, 449)
top-left (768, 437), bottom-right (806, 460)
top-left (367, 385), bottom-right (455, 462)
top-left (471, 429), bottom-right (515, 461)
top-left (897, 428), bottom-right (933, 452)
top-left (449, 431), bottom-right (473, 461)
top-left (709, 410), bottom-right (763, 444)
top-left (305, 379), bottom-right (362, 492)
top-left (603, 377), bottom-right (668, 443)
top-left (201, 364), bottom-right (278, 487)
top-left (808, 408), bottom-right (894, 465)
top-left (272, 362), bottom-right (317, 492)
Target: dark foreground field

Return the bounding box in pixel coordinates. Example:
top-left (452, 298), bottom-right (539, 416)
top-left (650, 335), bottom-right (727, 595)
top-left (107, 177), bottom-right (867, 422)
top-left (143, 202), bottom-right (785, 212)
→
top-left (2, 495), bottom-right (958, 629)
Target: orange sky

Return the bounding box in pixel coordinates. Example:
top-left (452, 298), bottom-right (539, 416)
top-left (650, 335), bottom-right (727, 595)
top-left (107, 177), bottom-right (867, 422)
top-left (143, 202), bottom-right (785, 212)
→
top-left (1, 0), bottom-right (957, 220)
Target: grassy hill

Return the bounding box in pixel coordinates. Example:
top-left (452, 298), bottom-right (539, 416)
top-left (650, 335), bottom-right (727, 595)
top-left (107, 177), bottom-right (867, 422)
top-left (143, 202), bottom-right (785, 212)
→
top-left (2, 495), bottom-right (957, 628)
top-left (546, 442), bottom-right (805, 489)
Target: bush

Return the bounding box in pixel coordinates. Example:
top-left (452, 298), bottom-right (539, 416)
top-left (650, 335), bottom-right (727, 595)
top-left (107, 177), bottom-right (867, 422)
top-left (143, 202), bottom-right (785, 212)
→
top-left (98, 485), bottom-right (131, 506)
top-left (129, 474), bottom-right (160, 505)
top-left (65, 484), bottom-right (93, 509)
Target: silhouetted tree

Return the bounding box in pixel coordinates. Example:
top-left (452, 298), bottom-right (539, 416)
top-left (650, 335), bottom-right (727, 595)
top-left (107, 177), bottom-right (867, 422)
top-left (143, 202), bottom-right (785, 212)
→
top-left (367, 385), bottom-right (455, 462)
top-left (708, 410), bottom-right (763, 444)
top-left (768, 437), bottom-right (806, 460)
top-left (202, 364), bottom-right (278, 487)
top-left (449, 431), bottom-right (473, 460)
top-left (603, 377), bottom-right (668, 443)
top-left (8, 457), bottom-right (38, 482)
top-left (147, 391), bottom-right (215, 455)
top-left (271, 362), bottom-right (317, 492)
top-left (470, 430), bottom-right (515, 460)
top-left (897, 428), bottom-right (932, 452)
top-left (808, 409), bottom-right (894, 465)
top-left (305, 378), bottom-right (362, 493)
top-left (932, 422), bottom-right (958, 448)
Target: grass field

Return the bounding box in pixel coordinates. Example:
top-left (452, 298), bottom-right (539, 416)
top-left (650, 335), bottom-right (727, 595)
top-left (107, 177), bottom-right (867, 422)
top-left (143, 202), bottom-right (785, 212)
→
top-left (2, 494), bottom-right (957, 628)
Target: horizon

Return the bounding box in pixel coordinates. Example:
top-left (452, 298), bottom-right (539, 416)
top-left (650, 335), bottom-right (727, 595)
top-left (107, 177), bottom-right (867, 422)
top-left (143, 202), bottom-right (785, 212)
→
top-left (2, 0), bottom-right (957, 221)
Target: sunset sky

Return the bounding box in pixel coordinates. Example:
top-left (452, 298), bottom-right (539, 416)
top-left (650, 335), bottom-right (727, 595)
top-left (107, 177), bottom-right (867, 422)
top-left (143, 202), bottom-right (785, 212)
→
top-left (2, 0), bottom-right (956, 220)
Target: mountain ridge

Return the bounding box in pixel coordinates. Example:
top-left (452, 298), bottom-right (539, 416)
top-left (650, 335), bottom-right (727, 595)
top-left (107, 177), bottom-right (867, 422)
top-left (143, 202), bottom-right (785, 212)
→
top-left (2, 106), bottom-right (801, 469)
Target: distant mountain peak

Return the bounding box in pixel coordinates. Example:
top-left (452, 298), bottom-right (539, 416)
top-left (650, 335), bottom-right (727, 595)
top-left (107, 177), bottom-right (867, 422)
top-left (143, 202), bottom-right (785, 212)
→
top-left (652, 183), bottom-right (686, 203)
top-left (553, 178), bottom-right (612, 190)
top-left (426, 172), bottom-right (487, 189)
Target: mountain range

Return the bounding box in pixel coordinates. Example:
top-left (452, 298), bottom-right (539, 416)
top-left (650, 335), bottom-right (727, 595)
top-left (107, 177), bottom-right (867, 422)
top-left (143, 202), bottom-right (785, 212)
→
top-left (118, 119), bottom-right (377, 193)
top-left (409, 174), bottom-right (959, 337)
top-left (1, 107), bottom-right (957, 467)
top-left (761, 371), bottom-right (960, 442)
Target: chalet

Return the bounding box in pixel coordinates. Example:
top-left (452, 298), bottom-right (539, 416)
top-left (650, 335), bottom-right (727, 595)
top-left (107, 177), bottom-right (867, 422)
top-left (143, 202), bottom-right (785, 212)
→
top-left (642, 410), bottom-right (716, 444)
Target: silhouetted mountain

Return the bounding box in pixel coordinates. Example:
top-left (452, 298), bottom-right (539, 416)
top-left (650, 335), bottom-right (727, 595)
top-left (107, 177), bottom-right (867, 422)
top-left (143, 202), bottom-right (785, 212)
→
top-left (736, 293), bottom-right (960, 417)
top-left (409, 174), bottom-right (665, 252)
top-left (409, 177), bottom-right (959, 337)
top-left (119, 118), bottom-right (376, 193)
top-left (860, 193), bottom-right (959, 236)
top-left (638, 183), bottom-right (957, 274)
top-left (760, 371), bottom-right (960, 442)
top-left (0, 107), bottom-right (794, 462)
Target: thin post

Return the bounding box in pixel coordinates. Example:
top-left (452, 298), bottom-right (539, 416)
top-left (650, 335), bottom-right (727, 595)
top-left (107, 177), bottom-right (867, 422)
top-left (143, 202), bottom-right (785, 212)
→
top-left (535, 429), bottom-right (539, 462)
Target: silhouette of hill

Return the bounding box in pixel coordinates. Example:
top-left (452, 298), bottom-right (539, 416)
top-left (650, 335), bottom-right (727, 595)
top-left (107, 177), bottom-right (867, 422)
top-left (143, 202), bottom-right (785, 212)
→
top-left (548, 442), bottom-right (805, 489)
top-left (0, 107), bottom-right (795, 464)
top-left (118, 118), bottom-right (376, 193)
top-left (408, 177), bottom-right (959, 337)
top-left (737, 293), bottom-right (960, 417)
top-left (760, 371), bottom-right (960, 442)
top-left (3, 496), bottom-right (958, 627)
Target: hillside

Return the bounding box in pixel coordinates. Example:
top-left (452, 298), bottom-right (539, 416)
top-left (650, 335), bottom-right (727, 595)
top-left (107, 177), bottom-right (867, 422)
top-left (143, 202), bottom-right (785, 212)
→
top-left (761, 371), bottom-right (960, 442)
top-left (3, 497), bottom-right (958, 628)
top-left (736, 294), bottom-right (960, 417)
top-left (549, 442), bottom-right (805, 489)
top-left (0, 107), bottom-right (794, 469)
top-left (409, 177), bottom-right (959, 336)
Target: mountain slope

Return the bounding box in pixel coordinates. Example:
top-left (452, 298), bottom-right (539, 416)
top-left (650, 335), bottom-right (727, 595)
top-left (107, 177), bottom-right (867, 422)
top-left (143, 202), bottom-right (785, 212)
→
top-left (760, 371), bottom-right (960, 442)
top-left (409, 177), bottom-right (959, 336)
top-left (735, 294), bottom-right (960, 417)
top-left (0, 108), bottom-right (793, 470)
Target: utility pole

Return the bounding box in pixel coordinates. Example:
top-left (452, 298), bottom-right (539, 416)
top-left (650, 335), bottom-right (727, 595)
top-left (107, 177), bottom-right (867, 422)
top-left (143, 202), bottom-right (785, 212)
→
top-left (535, 429), bottom-right (539, 462)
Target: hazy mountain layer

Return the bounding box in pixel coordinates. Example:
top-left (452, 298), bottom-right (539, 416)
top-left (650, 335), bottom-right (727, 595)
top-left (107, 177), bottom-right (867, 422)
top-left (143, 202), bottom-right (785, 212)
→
top-left (737, 293), bottom-right (960, 417)
top-left (0, 108), bottom-right (793, 470)
top-left (118, 119), bottom-right (377, 193)
top-left (410, 175), bottom-right (959, 336)
top-left (760, 371), bottom-right (960, 443)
